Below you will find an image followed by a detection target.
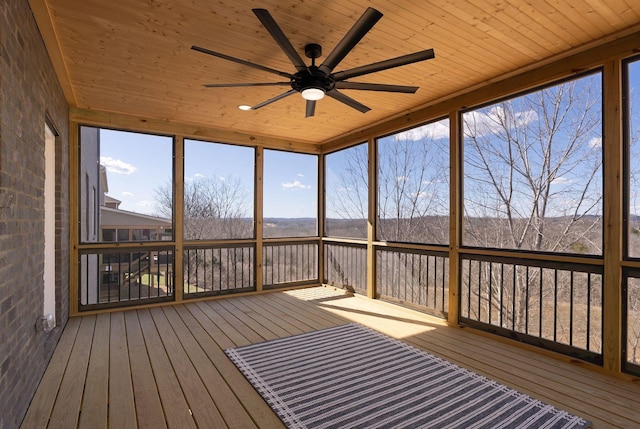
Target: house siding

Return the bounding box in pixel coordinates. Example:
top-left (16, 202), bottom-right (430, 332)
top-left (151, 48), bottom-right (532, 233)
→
top-left (0, 0), bottom-right (70, 428)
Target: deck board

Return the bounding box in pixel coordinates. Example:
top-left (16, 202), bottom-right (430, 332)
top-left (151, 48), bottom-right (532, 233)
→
top-left (20, 317), bottom-right (81, 429)
top-left (108, 312), bottom-right (137, 429)
top-left (22, 286), bottom-right (640, 428)
top-left (137, 308), bottom-right (197, 429)
top-left (162, 305), bottom-right (257, 429)
top-left (47, 315), bottom-right (95, 429)
top-left (78, 313), bottom-right (109, 429)
top-left (150, 307), bottom-right (228, 428)
top-left (123, 310), bottom-right (167, 429)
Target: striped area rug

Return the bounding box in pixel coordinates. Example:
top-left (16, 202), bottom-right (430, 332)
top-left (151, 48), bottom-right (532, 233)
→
top-left (225, 323), bottom-right (591, 429)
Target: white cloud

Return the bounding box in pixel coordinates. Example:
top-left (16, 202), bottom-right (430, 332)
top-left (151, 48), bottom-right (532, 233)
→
top-left (589, 137), bottom-right (602, 148)
top-left (551, 176), bottom-right (572, 185)
top-left (395, 121), bottom-right (450, 141)
top-left (194, 173), bottom-right (206, 178)
top-left (298, 173), bottom-right (305, 178)
top-left (137, 200), bottom-right (152, 208)
top-left (422, 179), bottom-right (442, 185)
top-left (282, 180), bottom-right (311, 190)
top-left (396, 176), bottom-right (409, 183)
top-left (100, 156), bottom-right (137, 175)
top-left (121, 191), bottom-right (134, 197)
top-left (464, 107), bottom-right (538, 137)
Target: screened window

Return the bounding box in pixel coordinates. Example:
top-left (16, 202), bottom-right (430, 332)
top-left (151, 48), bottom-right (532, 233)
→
top-left (80, 127), bottom-right (174, 243)
top-left (462, 72), bottom-right (603, 254)
top-left (263, 150), bottom-right (318, 237)
top-left (183, 140), bottom-right (254, 240)
top-left (132, 229), bottom-right (155, 241)
top-left (117, 229), bottom-right (130, 242)
top-left (325, 143), bottom-right (368, 239)
top-left (377, 118), bottom-right (450, 244)
top-left (627, 57), bottom-right (640, 258)
top-left (625, 56), bottom-right (640, 376)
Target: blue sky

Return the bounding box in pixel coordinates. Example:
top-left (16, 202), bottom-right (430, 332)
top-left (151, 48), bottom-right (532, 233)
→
top-left (99, 130), bottom-right (318, 218)
top-left (99, 130), bottom-right (172, 214)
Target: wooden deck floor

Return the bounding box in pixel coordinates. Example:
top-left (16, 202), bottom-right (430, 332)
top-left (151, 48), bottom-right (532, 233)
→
top-left (22, 286), bottom-right (640, 428)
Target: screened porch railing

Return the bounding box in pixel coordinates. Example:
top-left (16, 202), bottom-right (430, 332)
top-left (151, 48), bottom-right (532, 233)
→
top-left (324, 242), bottom-right (367, 295)
top-left (79, 247), bottom-right (174, 310)
top-left (623, 268), bottom-right (640, 376)
top-left (376, 247), bottom-right (449, 314)
top-left (460, 253), bottom-right (603, 364)
top-left (183, 243), bottom-right (255, 296)
top-left (262, 240), bottom-right (319, 289)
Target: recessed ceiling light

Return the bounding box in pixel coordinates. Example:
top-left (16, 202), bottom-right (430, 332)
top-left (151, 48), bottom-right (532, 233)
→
top-left (238, 105), bottom-right (252, 111)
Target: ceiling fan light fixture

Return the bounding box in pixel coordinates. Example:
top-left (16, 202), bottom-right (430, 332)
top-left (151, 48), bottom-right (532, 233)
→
top-left (301, 87), bottom-right (325, 101)
top-left (193, 7), bottom-right (435, 117)
top-left (238, 104), bottom-right (252, 111)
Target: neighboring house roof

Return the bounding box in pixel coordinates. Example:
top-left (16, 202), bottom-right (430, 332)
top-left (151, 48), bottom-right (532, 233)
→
top-left (103, 194), bottom-right (121, 209)
top-left (100, 206), bottom-right (171, 227)
top-left (100, 165), bottom-right (108, 194)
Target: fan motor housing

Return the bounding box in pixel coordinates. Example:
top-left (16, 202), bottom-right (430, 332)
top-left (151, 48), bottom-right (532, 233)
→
top-left (291, 66), bottom-right (335, 94)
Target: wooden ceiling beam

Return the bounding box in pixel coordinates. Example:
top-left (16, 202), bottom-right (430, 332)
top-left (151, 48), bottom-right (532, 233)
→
top-left (70, 108), bottom-right (321, 154)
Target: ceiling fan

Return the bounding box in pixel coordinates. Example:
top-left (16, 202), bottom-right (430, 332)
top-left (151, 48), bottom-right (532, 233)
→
top-left (191, 7), bottom-right (435, 117)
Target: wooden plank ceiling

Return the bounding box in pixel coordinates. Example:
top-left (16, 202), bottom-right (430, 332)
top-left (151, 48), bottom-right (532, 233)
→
top-left (32, 0), bottom-right (640, 145)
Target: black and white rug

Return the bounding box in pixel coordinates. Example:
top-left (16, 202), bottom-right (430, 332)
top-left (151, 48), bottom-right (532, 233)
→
top-left (225, 323), bottom-right (591, 429)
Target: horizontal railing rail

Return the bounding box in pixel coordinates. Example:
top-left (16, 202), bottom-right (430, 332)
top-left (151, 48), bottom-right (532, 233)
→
top-left (376, 246), bottom-right (449, 315)
top-left (460, 253), bottom-right (603, 364)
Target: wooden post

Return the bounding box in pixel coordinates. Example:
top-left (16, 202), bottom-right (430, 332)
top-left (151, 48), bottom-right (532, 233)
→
top-left (448, 112), bottom-right (461, 326)
top-left (255, 147), bottom-right (264, 292)
top-left (173, 136), bottom-right (184, 302)
top-left (69, 122), bottom-right (79, 316)
top-left (318, 153), bottom-right (326, 287)
top-left (367, 137), bottom-right (377, 299)
top-left (602, 59), bottom-right (623, 374)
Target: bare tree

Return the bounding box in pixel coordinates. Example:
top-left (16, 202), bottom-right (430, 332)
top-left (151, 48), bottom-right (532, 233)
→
top-left (628, 79), bottom-right (640, 364)
top-left (327, 144), bottom-right (369, 221)
top-left (326, 124), bottom-right (450, 243)
top-left (155, 175), bottom-right (252, 291)
top-left (627, 83), bottom-right (640, 255)
top-left (464, 80), bottom-right (602, 253)
top-left (628, 280), bottom-right (640, 364)
top-left (325, 121), bottom-right (450, 305)
top-left (155, 175), bottom-right (252, 240)
top-left (377, 127), bottom-right (450, 244)
top-left (462, 76), bottom-right (603, 344)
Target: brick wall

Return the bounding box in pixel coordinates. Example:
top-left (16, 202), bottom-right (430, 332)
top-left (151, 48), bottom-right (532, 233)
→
top-left (0, 0), bottom-right (69, 428)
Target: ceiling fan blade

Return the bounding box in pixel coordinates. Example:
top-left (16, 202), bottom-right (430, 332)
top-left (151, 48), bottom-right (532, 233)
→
top-left (192, 45), bottom-right (293, 79)
top-left (335, 82), bottom-right (419, 93)
top-left (305, 100), bottom-right (316, 117)
top-left (204, 82), bottom-right (290, 88)
top-left (252, 9), bottom-right (308, 72)
top-left (251, 89), bottom-right (297, 110)
top-left (318, 7), bottom-right (383, 75)
top-left (326, 89), bottom-right (371, 113)
top-left (332, 49), bottom-right (435, 81)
